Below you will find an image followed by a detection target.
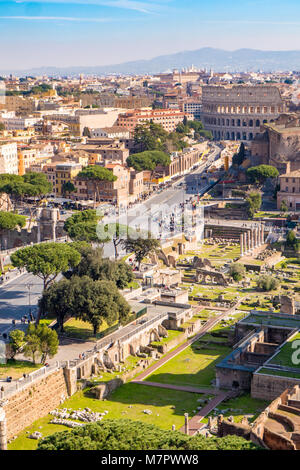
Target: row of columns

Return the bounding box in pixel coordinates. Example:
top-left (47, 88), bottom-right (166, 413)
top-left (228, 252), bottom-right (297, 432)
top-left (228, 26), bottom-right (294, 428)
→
top-left (240, 224), bottom-right (265, 256)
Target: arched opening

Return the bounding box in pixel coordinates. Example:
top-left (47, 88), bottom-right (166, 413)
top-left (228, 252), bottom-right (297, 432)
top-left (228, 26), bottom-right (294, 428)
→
top-left (242, 132), bottom-right (247, 140)
top-left (256, 119), bottom-right (260, 127)
top-left (236, 132), bottom-right (241, 140)
top-left (263, 119), bottom-right (267, 124)
top-left (249, 133), bottom-right (253, 140)
top-left (243, 120), bottom-right (247, 127)
top-left (226, 132), bottom-right (230, 139)
top-left (249, 119), bottom-right (253, 127)
top-left (237, 119), bottom-right (241, 127)
top-left (231, 132), bottom-right (235, 140)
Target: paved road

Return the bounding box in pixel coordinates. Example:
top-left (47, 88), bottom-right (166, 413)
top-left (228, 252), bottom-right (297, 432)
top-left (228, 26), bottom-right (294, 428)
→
top-left (180, 390), bottom-right (232, 436)
top-left (0, 272), bottom-right (44, 338)
top-left (103, 145), bottom-right (221, 258)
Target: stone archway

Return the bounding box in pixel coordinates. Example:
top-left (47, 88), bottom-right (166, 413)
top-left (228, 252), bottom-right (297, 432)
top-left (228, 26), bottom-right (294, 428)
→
top-left (149, 329), bottom-right (160, 343)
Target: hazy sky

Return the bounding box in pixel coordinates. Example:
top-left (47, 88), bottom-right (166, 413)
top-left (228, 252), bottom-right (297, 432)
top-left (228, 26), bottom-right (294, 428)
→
top-left (1, 0), bottom-right (300, 70)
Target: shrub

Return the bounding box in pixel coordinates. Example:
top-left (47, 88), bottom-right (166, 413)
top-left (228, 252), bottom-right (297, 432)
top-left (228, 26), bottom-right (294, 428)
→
top-left (37, 419), bottom-right (260, 451)
top-left (229, 263), bottom-right (246, 282)
top-left (256, 275), bottom-right (279, 292)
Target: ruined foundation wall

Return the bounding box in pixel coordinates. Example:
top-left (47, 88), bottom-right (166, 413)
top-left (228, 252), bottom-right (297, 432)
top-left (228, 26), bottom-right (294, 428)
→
top-left (251, 373), bottom-right (300, 400)
top-left (3, 368), bottom-right (69, 441)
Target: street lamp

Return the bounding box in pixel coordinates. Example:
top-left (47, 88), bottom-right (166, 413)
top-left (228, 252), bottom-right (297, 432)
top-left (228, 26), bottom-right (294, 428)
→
top-left (26, 283), bottom-right (33, 316)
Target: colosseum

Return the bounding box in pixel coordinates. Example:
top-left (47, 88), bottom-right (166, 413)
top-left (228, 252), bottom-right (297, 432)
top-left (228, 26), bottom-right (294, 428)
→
top-left (201, 85), bottom-right (285, 141)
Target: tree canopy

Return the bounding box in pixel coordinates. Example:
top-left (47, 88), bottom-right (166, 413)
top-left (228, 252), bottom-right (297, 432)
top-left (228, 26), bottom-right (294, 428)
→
top-left (122, 236), bottom-right (160, 269)
top-left (39, 277), bottom-right (79, 332)
top-left (0, 172), bottom-right (52, 200)
top-left (246, 165), bottom-right (279, 184)
top-left (24, 324), bottom-right (59, 364)
top-left (133, 121), bottom-right (188, 153)
top-left (0, 211), bottom-right (26, 231)
top-left (229, 263), bottom-right (246, 282)
top-left (127, 150), bottom-right (171, 172)
top-left (64, 210), bottom-right (104, 243)
top-left (62, 181), bottom-right (76, 196)
top-left (286, 230), bottom-right (300, 252)
top-left (7, 330), bottom-right (26, 359)
top-left (11, 242), bottom-right (81, 290)
top-left (37, 419), bottom-right (260, 451)
top-left (246, 191), bottom-right (262, 218)
top-left (256, 274), bottom-right (279, 292)
top-left (40, 276), bottom-right (131, 334)
top-left (77, 166), bottom-right (117, 182)
top-left (232, 143), bottom-right (245, 166)
top-left (64, 244), bottom-right (134, 289)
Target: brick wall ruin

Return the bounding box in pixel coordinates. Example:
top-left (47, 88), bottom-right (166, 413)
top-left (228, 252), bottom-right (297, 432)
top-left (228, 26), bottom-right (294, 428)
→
top-left (2, 368), bottom-right (70, 442)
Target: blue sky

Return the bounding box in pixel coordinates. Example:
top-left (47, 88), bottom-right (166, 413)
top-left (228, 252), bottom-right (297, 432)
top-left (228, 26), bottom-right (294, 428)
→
top-left (1, 0), bottom-right (300, 70)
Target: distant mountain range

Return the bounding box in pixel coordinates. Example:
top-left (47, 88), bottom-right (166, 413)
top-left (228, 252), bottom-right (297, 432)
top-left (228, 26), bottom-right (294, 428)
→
top-left (3, 47), bottom-right (300, 77)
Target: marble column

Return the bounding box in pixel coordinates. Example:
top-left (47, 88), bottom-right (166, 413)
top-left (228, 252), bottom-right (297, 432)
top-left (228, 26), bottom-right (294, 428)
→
top-left (257, 225), bottom-right (261, 246)
top-left (261, 225), bottom-right (264, 245)
top-left (243, 231), bottom-right (248, 254)
top-left (240, 233), bottom-right (244, 256)
top-left (254, 228), bottom-right (259, 249)
top-left (248, 230), bottom-right (252, 252)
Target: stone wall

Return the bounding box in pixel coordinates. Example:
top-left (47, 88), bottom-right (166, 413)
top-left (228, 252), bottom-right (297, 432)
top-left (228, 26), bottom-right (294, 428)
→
top-left (151, 330), bottom-right (187, 354)
top-left (217, 418), bottom-right (251, 440)
top-left (251, 372), bottom-right (300, 400)
top-left (3, 368), bottom-right (69, 441)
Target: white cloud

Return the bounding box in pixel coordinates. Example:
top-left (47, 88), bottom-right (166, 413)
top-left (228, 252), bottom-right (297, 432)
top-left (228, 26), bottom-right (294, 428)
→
top-left (0, 15), bottom-right (116, 22)
top-left (14, 0), bottom-right (167, 14)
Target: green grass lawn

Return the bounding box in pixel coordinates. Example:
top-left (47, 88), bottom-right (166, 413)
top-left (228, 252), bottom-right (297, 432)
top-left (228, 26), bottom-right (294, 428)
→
top-left (0, 360), bottom-right (41, 380)
top-left (63, 318), bottom-right (119, 341)
top-left (9, 384), bottom-right (208, 451)
top-left (88, 355), bottom-right (143, 384)
top-left (146, 340), bottom-right (231, 388)
top-left (269, 332), bottom-right (300, 368)
top-left (257, 368), bottom-right (300, 379)
top-left (151, 330), bottom-right (183, 347)
top-left (202, 393), bottom-right (269, 424)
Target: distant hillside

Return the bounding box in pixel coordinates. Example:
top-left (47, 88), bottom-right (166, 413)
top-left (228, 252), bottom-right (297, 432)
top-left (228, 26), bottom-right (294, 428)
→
top-left (2, 47), bottom-right (300, 76)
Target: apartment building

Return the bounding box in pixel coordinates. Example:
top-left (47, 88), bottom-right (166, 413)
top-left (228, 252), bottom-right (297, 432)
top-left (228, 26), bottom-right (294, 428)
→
top-left (0, 142), bottom-right (18, 174)
top-left (117, 108), bottom-right (193, 133)
top-left (55, 162), bottom-right (82, 196)
top-left (17, 145), bottom-right (38, 175)
top-left (50, 108), bottom-right (121, 136)
top-left (72, 163), bottom-right (144, 206)
top-left (75, 141), bottom-right (129, 165)
top-left (181, 101), bottom-right (202, 120)
top-left (90, 126), bottom-right (130, 139)
top-left (0, 95), bottom-right (37, 114)
top-left (277, 167), bottom-right (300, 211)
top-left (3, 116), bottom-right (39, 131)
